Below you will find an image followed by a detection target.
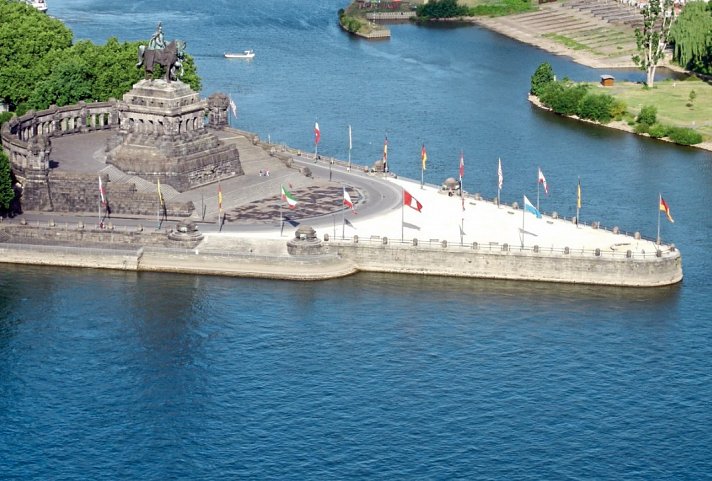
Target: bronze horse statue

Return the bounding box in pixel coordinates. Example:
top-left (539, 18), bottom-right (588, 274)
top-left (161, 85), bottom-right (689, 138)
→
top-left (136, 40), bottom-right (186, 82)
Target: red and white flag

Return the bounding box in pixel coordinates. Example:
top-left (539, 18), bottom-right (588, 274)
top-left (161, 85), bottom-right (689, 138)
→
top-left (98, 175), bottom-right (106, 206)
top-left (459, 150), bottom-right (464, 179)
top-left (403, 189), bottom-right (423, 212)
top-left (538, 167), bottom-right (549, 195)
top-left (343, 187), bottom-right (356, 213)
top-left (314, 122), bottom-right (321, 145)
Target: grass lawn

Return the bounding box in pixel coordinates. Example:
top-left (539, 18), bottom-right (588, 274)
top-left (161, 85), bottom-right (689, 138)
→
top-left (591, 76), bottom-right (712, 139)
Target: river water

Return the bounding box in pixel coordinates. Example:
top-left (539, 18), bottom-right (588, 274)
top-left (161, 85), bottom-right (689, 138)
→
top-left (1, 1), bottom-right (711, 479)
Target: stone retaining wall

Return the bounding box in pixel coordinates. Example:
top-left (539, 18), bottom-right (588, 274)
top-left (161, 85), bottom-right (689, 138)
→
top-left (326, 239), bottom-right (683, 287)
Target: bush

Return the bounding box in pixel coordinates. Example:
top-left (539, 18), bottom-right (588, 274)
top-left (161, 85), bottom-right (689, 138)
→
top-left (648, 123), bottom-right (670, 138)
top-left (530, 63), bottom-right (555, 96)
top-left (539, 81), bottom-right (589, 116)
top-left (577, 93), bottom-right (617, 123)
top-left (611, 100), bottom-right (628, 121)
top-left (634, 122), bottom-right (650, 134)
top-left (636, 105), bottom-right (657, 126)
top-left (667, 127), bottom-right (703, 145)
top-left (416, 0), bottom-right (469, 19)
top-left (0, 111), bottom-right (13, 128)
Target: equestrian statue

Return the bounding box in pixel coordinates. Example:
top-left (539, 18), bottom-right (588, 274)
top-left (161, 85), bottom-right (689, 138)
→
top-left (136, 22), bottom-right (186, 82)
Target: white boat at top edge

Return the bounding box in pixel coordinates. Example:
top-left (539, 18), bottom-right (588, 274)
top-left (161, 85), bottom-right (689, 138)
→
top-left (224, 50), bottom-right (255, 59)
top-left (26, 0), bottom-right (48, 12)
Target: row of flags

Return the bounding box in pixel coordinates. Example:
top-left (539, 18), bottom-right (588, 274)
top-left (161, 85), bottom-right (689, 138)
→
top-left (306, 123), bottom-right (668, 227)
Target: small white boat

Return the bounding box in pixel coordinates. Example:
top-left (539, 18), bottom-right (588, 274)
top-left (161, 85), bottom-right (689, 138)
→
top-left (224, 50), bottom-right (255, 59)
top-left (26, 0), bottom-right (48, 12)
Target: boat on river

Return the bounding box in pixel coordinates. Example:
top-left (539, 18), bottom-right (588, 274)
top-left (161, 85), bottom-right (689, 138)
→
top-left (224, 50), bottom-right (255, 59)
top-left (26, 0), bottom-right (48, 12)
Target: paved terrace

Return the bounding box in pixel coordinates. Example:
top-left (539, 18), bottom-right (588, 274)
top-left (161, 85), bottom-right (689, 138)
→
top-left (46, 128), bottom-right (671, 259)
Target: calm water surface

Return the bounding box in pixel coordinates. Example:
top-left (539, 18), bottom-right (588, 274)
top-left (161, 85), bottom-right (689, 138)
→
top-left (1, 1), bottom-right (711, 479)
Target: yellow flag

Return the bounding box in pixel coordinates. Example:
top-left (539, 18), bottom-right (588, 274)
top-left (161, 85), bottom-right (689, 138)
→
top-left (157, 178), bottom-right (164, 207)
top-left (421, 144), bottom-right (427, 171)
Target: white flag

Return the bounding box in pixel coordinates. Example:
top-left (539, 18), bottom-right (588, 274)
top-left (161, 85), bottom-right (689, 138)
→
top-left (497, 158), bottom-right (503, 191)
top-left (229, 96), bottom-right (237, 118)
top-left (538, 167), bottom-right (548, 195)
top-left (348, 125), bottom-right (352, 150)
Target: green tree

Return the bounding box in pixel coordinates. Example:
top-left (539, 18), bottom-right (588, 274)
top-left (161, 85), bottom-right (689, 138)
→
top-left (0, 0), bottom-right (73, 108)
top-left (416, 0), bottom-right (469, 19)
top-left (632, 0), bottom-right (675, 87)
top-left (669, 1), bottom-right (712, 73)
top-left (687, 89), bottom-right (696, 108)
top-left (636, 105), bottom-right (657, 126)
top-left (0, 150), bottom-right (14, 210)
top-left (28, 56), bottom-right (94, 109)
top-left (530, 62), bottom-right (555, 96)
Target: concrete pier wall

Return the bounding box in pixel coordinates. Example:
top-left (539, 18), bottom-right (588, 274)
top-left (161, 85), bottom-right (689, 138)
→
top-left (327, 239), bottom-right (683, 287)
top-left (0, 225), bottom-right (682, 286)
top-left (0, 243), bottom-right (141, 271)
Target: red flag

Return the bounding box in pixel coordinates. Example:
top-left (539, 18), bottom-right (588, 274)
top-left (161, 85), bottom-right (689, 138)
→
top-left (660, 196), bottom-right (674, 223)
top-left (314, 122), bottom-right (320, 145)
top-left (343, 187), bottom-right (356, 213)
top-left (403, 189), bottom-right (422, 212)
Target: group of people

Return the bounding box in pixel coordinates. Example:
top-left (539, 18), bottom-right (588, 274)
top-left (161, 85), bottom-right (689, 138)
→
top-left (259, 169), bottom-right (271, 177)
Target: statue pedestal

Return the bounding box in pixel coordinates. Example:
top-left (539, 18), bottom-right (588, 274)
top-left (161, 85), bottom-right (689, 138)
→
top-left (106, 80), bottom-right (242, 192)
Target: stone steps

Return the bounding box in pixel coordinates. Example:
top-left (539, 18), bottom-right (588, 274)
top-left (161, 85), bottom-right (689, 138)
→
top-left (99, 164), bottom-right (181, 201)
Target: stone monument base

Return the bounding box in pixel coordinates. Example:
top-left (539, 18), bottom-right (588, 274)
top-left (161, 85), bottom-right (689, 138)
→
top-left (105, 79), bottom-right (243, 192)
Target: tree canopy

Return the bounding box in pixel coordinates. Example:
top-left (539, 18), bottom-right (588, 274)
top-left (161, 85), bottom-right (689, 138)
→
top-left (416, 0), bottom-right (470, 19)
top-left (0, 0), bottom-right (201, 114)
top-left (669, 1), bottom-right (712, 74)
top-left (0, 0), bottom-right (73, 109)
top-left (530, 62), bottom-right (555, 96)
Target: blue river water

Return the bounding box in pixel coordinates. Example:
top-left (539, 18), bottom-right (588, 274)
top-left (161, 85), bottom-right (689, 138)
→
top-left (1, 1), bottom-right (711, 479)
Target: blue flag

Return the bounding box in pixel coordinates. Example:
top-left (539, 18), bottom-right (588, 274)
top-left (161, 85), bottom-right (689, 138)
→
top-left (523, 195), bottom-right (541, 218)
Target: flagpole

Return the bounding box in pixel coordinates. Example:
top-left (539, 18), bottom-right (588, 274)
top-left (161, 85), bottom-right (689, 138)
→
top-left (521, 194), bottom-right (525, 248)
top-left (280, 199), bottom-right (284, 237)
top-left (657, 193), bottom-right (661, 245)
top-left (576, 176), bottom-right (580, 227)
top-left (537, 173), bottom-right (540, 211)
top-left (348, 125), bottom-right (352, 172)
top-left (342, 187), bottom-right (346, 239)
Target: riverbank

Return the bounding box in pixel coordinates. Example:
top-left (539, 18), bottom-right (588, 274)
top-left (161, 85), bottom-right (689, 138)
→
top-left (464, 2), bottom-right (685, 72)
top-left (528, 94), bottom-right (712, 153)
